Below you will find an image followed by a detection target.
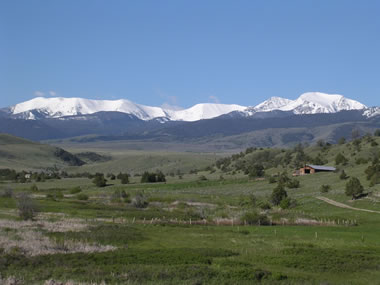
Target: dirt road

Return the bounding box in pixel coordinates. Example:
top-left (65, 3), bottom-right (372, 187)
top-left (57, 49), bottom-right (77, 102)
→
top-left (316, 196), bottom-right (380, 214)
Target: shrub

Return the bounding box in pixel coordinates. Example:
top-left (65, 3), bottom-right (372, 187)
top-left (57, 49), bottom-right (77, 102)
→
top-left (374, 129), bottom-right (380, 137)
top-left (277, 172), bottom-right (290, 184)
top-left (369, 173), bottom-right (380, 187)
top-left (17, 192), bottom-right (39, 220)
top-left (69, 186), bottom-right (82, 194)
top-left (132, 192), bottom-right (149, 208)
top-left (335, 153), bottom-right (348, 165)
top-left (92, 173), bottom-right (107, 187)
top-left (339, 170), bottom-right (348, 180)
top-left (241, 211), bottom-right (270, 225)
top-left (111, 190), bottom-right (130, 203)
top-left (119, 173), bottom-right (129, 184)
top-left (345, 177), bottom-right (364, 199)
top-left (77, 193), bottom-right (89, 201)
top-left (286, 178), bottom-right (300, 189)
top-left (0, 186), bottom-right (13, 198)
top-left (280, 197), bottom-right (297, 209)
top-left (320, 184), bottom-right (331, 193)
top-left (198, 175), bottom-right (208, 181)
top-left (239, 194), bottom-right (257, 208)
top-left (47, 191), bottom-right (64, 201)
top-left (270, 184), bottom-right (287, 206)
top-left (268, 176), bottom-right (277, 184)
top-left (30, 184), bottom-right (39, 192)
top-left (248, 164), bottom-right (265, 178)
top-left (259, 201), bottom-right (272, 210)
top-left (141, 171), bottom-right (166, 183)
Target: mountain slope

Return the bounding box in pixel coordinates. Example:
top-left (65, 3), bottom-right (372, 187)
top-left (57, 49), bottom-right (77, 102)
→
top-left (0, 133), bottom-right (84, 170)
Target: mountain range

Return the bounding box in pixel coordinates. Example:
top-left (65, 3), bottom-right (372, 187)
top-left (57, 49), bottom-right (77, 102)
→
top-left (3, 92), bottom-right (371, 121)
top-left (1, 92), bottom-right (379, 149)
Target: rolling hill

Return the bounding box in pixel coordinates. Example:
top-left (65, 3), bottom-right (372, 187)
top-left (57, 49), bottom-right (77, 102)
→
top-left (0, 133), bottom-right (84, 170)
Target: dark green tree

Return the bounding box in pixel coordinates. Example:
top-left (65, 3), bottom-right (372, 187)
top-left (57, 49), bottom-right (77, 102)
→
top-left (339, 170), bottom-right (348, 180)
top-left (93, 173), bottom-right (107, 187)
top-left (248, 164), bottom-right (265, 178)
top-left (335, 153), bottom-right (348, 165)
top-left (270, 183), bottom-right (288, 206)
top-left (119, 173), bottom-right (129, 184)
top-left (345, 177), bottom-right (364, 199)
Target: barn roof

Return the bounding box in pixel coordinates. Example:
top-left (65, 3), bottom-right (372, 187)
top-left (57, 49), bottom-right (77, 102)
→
top-left (307, 164), bottom-right (336, 171)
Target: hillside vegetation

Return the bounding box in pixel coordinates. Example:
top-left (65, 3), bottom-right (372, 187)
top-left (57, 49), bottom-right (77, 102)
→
top-left (1, 131), bottom-right (380, 284)
top-left (0, 133), bottom-right (84, 170)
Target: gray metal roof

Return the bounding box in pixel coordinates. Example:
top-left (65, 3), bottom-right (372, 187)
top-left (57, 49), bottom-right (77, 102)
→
top-left (307, 164), bottom-right (336, 171)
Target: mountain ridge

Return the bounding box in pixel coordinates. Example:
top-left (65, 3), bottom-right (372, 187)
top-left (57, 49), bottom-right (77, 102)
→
top-left (5, 92), bottom-right (370, 122)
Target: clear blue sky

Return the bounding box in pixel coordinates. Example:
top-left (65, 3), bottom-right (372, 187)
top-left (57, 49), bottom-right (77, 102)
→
top-left (1, 0), bottom-right (380, 109)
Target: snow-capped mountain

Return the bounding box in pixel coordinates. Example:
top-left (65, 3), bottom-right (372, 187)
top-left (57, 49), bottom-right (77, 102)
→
top-left (247, 92), bottom-right (366, 115)
top-left (246, 97), bottom-right (293, 114)
top-left (8, 97), bottom-right (246, 122)
top-left (6, 92), bottom-right (370, 122)
top-left (363, 107), bottom-right (380, 118)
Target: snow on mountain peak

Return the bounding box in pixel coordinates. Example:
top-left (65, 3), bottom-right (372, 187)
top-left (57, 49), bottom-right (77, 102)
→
top-left (166, 103), bottom-right (247, 121)
top-left (10, 97), bottom-right (246, 122)
top-left (249, 92), bottom-right (366, 114)
top-left (251, 97), bottom-right (293, 112)
top-left (9, 92), bottom-right (368, 121)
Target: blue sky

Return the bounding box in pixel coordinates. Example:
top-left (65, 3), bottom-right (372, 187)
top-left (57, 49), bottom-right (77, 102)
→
top-left (1, 0), bottom-right (380, 108)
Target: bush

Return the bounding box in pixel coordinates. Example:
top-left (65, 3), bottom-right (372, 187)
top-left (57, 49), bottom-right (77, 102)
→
top-left (248, 164), bottom-right (265, 178)
top-left (17, 192), bottom-right (39, 220)
top-left (198, 175), bottom-right (208, 181)
top-left (335, 153), bottom-right (348, 165)
top-left (320, 184), bottom-right (331, 193)
top-left (0, 186), bottom-right (13, 198)
top-left (286, 178), bottom-right (300, 189)
top-left (239, 194), bottom-right (257, 208)
top-left (270, 184), bottom-right (287, 205)
top-left (259, 201), bottom-right (272, 210)
top-left (46, 191), bottom-right (64, 201)
top-left (77, 193), bottom-right (89, 201)
top-left (339, 170), bottom-right (348, 180)
top-left (132, 192), bottom-right (149, 208)
top-left (241, 211), bottom-right (270, 225)
top-left (141, 171), bottom-right (166, 183)
top-left (111, 190), bottom-right (130, 203)
top-left (119, 173), bottom-right (129, 184)
top-left (92, 173), bottom-right (107, 187)
top-left (69, 186), bottom-right (82, 194)
top-left (345, 177), bottom-right (364, 199)
top-left (268, 176), bottom-right (277, 184)
top-left (30, 184), bottom-right (39, 192)
top-left (280, 197), bottom-right (297, 209)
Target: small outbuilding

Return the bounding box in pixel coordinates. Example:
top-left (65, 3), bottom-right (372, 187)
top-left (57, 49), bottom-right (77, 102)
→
top-left (296, 164), bottom-right (336, 175)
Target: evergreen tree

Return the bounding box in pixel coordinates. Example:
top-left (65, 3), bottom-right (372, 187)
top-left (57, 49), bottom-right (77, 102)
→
top-left (271, 183), bottom-right (288, 205)
top-left (93, 173), bottom-right (107, 187)
top-left (345, 177), bottom-right (364, 199)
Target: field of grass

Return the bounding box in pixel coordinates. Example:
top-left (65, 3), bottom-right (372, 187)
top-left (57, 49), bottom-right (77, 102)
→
top-left (1, 134), bottom-right (380, 284)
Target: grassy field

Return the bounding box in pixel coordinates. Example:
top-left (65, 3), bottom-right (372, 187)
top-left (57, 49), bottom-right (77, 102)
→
top-left (1, 135), bottom-right (380, 284)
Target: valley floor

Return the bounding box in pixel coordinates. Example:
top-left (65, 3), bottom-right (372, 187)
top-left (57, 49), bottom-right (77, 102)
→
top-left (1, 172), bottom-right (380, 284)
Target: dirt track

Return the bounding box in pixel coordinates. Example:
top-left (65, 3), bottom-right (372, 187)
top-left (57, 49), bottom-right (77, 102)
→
top-left (316, 196), bottom-right (380, 214)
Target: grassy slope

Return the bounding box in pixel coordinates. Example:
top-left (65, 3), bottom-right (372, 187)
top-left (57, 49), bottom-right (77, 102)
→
top-left (0, 133), bottom-right (71, 170)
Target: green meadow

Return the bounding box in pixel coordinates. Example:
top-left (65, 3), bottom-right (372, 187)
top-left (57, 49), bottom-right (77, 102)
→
top-left (1, 134), bottom-right (380, 284)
